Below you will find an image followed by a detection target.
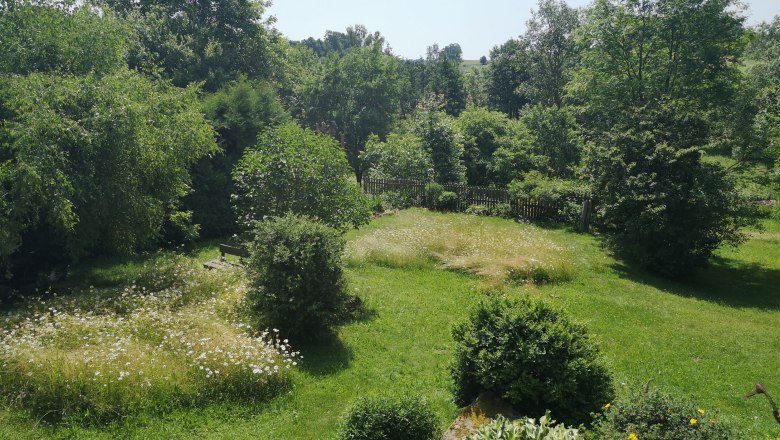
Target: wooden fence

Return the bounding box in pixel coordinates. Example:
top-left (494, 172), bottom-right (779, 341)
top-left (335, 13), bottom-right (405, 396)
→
top-left (362, 177), bottom-right (592, 230)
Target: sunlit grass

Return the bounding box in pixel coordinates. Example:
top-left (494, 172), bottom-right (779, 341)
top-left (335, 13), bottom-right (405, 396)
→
top-left (0, 256), bottom-right (296, 423)
top-left (1, 213), bottom-right (778, 438)
top-left (346, 209), bottom-right (579, 284)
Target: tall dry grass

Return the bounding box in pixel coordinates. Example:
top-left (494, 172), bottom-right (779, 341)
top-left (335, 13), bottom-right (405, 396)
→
top-left (346, 209), bottom-right (578, 284)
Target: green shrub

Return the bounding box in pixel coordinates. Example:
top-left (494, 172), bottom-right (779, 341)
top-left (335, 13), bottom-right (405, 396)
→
top-left (339, 395), bottom-right (439, 440)
top-left (425, 182), bottom-right (444, 209)
top-left (232, 122), bottom-right (371, 232)
top-left (381, 191), bottom-right (415, 211)
top-left (466, 413), bottom-right (582, 440)
top-left (466, 205), bottom-right (491, 216)
top-left (589, 389), bottom-right (733, 440)
top-left (772, 202), bottom-right (780, 220)
top-left (363, 134), bottom-right (433, 181)
top-left (489, 203), bottom-right (514, 219)
top-left (437, 191), bottom-right (459, 211)
top-left (246, 214), bottom-right (348, 340)
top-left (451, 296), bottom-right (613, 426)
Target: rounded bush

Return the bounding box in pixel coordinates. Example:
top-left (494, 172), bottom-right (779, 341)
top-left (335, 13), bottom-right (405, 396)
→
top-left (451, 295), bottom-right (613, 425)
top-left (590, 389), bottom-right (733, 439)
top-left (246, 214), bottom-right (348, 340)
top-left (425, 182), bottom-right (444, 209)
top-left (340, 395), bottom-right (439, 440)
top-left (437, 191), bottom-right (459, 211)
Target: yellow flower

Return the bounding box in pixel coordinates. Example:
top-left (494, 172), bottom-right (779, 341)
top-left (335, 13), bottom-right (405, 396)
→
top-left (690, 418), bottom-right (698, 425)
top-left (604, 402), bottom-right (611, 409)
top-left (697, 408), bottom-right (705, 414)
top-left (629, 433), bottom-right (639, 440)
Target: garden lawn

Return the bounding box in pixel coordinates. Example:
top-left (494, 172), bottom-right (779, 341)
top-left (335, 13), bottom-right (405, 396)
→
top-left (1, 210), bottom-right (779, 438)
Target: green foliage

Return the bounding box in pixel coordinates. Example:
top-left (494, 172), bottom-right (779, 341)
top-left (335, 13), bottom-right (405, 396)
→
top-left (0, 70), bottom-right (217, 280)
top-left (465, 205), bottom-right (490, 216)
top-left (427, 53), bottom-right (466, 116)
top-left (451, 295), bottom-right (613, 426)
top-left (520, 105), bottom-right (581, 178)
top-left (509, 172), bottom-right (587, 223)
top-left (339, 395), bottom-right (439, 440)
top-left (586, 130), bottom-right (754, 277)
top-left (574, 0), bottom-right (754, 277)
top-left (456, 107), bottom-right (516, 186)
top-left (298, 24), bottom-right (387, 58)
top-left (518, 0), bottom-right (580, 108)
top-left (487, 39), bottom-right (529, 118)
top-left (232, 123), bottom-right (371, 232)
top-left (300, 44), bottom-right (406, 178)
top-left (188, 77), bottom-right (288, 237)
top-left (464, 68), bottom-right (490, 108)
top-left (0, 3), bottom-right (128, 76)
top-left (489, 133), bottom-right (544, 187)
top-left (363, 134), bottom-right (432, 181)
top-left (410, 109), bottom-right (466, 183)
top-left (246, 214), bottom-right (348, 340)
top-left (424, 182), bottom-right (444, 209)
top-left (465, 413), bottom-right (582, 440)
top-left (109, 0), bottom-right (275, 91)
top-left (490, 203), bottom-right (513, 219)
top-left (589, 389), bottom-right (733, 440)
top-left (437, 191), bottom-right (459, 212)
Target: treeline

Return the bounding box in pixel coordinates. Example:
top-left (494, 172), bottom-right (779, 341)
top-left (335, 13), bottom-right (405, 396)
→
top-left (1, 0), bottom-right (779, 285)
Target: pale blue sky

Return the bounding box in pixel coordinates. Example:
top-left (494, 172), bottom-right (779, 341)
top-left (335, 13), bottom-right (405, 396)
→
top-left (268, 0), bottom-right (780, 60)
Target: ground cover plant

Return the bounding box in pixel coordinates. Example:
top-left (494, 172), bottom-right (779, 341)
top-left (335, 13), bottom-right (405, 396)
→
top-left (466, 412), bottom-right (582, 440)
top-left (0, 214), bottom-right (778, 439)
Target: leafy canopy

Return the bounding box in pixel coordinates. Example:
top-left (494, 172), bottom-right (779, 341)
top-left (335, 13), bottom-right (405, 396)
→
top-left (0, 70), bottom-right (217, 277)
top-left (232, 123), bottom-right (371, 232)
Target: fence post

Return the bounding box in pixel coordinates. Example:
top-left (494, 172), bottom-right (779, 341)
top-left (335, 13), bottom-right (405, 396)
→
top-left (579, 199), bottom-right (592, 233)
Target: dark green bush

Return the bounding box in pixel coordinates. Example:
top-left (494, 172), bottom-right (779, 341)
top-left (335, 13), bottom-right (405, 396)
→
top-left (246, 214), bottom-right (348, 340)
top-left (380, 191), bottom-right (415, 211)
top-left (466, 205), bottom-right (490, 216)
top-left (589, 389), bottom-right (733, 440)
top-left (425, 182), bottom-right (444, 209)
top-left (489, 203), bottom-right (514, 219)
top-left (437, 191), bottom-right (459, 211)
top-left (339, 395), bottom-right (439, 440)
top-left (451, 295), bottom-right (613, 426)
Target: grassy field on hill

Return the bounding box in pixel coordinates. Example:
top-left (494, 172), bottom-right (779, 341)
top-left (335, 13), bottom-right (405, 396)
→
top-left (1, 209), bottom-right (778, 439)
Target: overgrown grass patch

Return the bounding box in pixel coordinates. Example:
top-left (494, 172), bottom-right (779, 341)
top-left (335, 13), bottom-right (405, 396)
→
top-left (0, 256), bottom-right (296, 423)
top-left (346, 209), bottom-right (579, 284)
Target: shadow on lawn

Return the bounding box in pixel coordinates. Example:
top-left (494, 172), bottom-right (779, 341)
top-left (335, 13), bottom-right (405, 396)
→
top-left (296, 331), bottom-right (354, 376)
top-left (612, 256), bottom-right (780, 310)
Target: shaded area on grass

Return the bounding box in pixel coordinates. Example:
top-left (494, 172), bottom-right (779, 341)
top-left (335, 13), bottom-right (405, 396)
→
top-left (611, 259), bottom-right (780, 310)
top-left (296, 331), bottom-right (355, 377)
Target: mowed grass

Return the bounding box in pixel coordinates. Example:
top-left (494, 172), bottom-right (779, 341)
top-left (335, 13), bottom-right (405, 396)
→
top-left (1, 210), bottom-right (779, 438)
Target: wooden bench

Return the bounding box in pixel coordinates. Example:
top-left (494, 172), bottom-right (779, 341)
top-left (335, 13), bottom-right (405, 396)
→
top-left (203, 244), bottom-right (250, 270)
